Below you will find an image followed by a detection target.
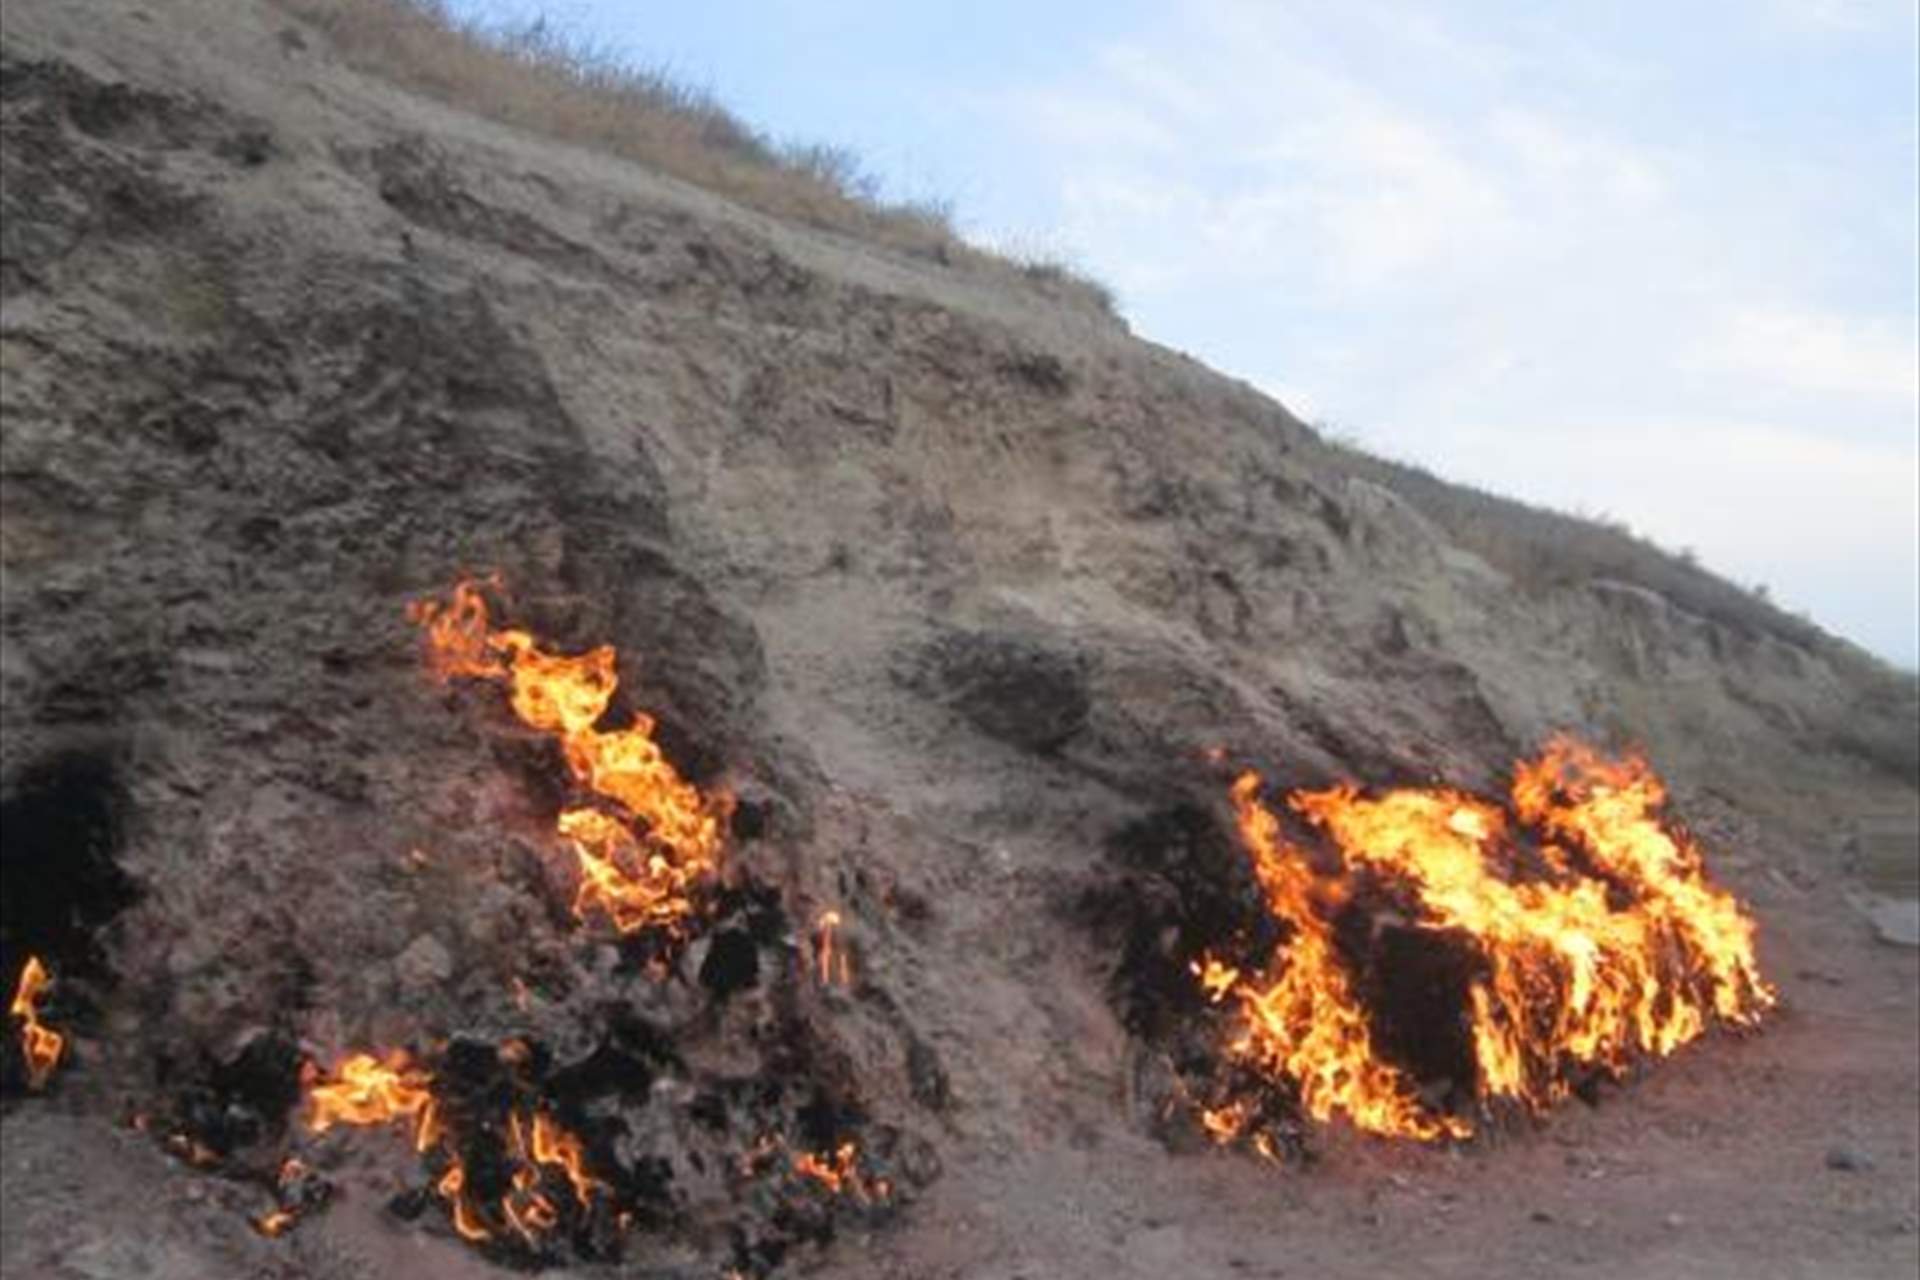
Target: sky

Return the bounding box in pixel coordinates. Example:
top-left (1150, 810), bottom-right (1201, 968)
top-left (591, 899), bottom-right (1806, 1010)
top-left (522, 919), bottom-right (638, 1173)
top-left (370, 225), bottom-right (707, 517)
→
top-left (450, 0), bottom-right (1919, 667)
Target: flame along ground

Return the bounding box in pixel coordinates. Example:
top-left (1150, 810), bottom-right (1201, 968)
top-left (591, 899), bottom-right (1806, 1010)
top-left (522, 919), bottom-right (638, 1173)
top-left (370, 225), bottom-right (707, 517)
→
top-left (290, 1045), bottom-right (606, 1247)
top-left (229, 579), bottom-right (894, 1256)
top-left (1196, 737), bottom-right (1776, 1146)
top-left (283, 1044), bottom-right (890, 1249)
top-left (9, 956), bottom-right (63, 1091)
top-left (408, 576), bottom-right (731, 937)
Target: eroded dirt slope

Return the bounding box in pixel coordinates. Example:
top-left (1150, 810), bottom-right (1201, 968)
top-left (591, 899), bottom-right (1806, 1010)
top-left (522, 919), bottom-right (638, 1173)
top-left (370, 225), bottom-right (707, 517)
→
top-left (1, 2), bottom-right (1915, 1278)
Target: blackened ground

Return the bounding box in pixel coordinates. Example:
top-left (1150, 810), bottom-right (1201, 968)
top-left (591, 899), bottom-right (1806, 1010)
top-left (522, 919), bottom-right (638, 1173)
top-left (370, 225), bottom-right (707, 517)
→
top-left (1075, 802), bottom-right (1280, 1043)
top-left (1, 750), bottom-right (140, 1095)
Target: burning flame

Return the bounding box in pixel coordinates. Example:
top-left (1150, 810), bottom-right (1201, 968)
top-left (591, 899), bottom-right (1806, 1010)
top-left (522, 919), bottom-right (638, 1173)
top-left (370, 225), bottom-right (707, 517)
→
top-left (409, 579), bottom-right (729, 935)
top-left (1204, 737), bottom-right (1775, 1142)
top-left (252, 1158), bottom-right (316, 1239)
top-left (9, 956), bottom-right (63, 1091)
top-left (514, 1107), bottom-right (603, 1210)
top-left (300, 1045), bottom-right (607, 1247)
top-left (814, 910), bottom-right (853, 988)
top-left (791, 1141), bottom-right (892, 1205)
top-left (252, 1208), bottom-right (297, 1238)
top-left (436, 1159), bottom-right (493, 1243)
top-left (304, 1049), bottom-right (436, 1141)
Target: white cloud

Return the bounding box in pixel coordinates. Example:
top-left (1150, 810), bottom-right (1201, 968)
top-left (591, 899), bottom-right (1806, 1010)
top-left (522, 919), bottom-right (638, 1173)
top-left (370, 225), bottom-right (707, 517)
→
top-left (1685, 306), bottom-right (1920, 402)
top-left (1487, 109), bottom-right (1672, 213)
top-left (978, 0), bottom-right (1918, 661)
top-left (996, 85), bottom-right (1181, 153)
top-left (1767, 0), bottom-right (1917, 30)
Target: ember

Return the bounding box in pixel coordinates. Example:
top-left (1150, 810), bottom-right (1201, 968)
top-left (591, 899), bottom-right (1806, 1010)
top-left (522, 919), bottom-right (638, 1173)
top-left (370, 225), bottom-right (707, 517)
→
top-left (409, 578), bottom-right (730, 938)
top-left (9, 955), bottom-right (63, 1091)
top-left (1189, 737), bottom-right (1775, 1145)
top-left (792, 1140), bottom-right (892, 1204)
top-left (249, 1156), bottom-right (320, 1237)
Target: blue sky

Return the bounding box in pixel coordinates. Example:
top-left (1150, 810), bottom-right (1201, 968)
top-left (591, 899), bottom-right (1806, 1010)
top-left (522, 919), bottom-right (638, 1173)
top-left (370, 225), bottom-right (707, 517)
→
top-left (450, 0), bottom-right (1919, 667)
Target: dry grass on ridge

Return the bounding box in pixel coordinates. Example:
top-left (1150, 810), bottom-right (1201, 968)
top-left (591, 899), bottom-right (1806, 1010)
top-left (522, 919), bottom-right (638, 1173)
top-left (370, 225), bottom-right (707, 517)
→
top-left (272, 0), bottom-right (1117, 316)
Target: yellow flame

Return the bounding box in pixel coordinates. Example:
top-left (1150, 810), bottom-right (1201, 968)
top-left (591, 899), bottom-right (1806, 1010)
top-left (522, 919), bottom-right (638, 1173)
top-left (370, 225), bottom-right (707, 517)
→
top-left (304, 1050), bottom-right (436, 1139)
top-left (410, 579), bottom-right (728, 936)
top-left (1205, 739), bottom-right (1774, 1142)
top-left (815, 910), bottom-right (853, 987)
top-left (9, 956), bottom-right (63, 1091)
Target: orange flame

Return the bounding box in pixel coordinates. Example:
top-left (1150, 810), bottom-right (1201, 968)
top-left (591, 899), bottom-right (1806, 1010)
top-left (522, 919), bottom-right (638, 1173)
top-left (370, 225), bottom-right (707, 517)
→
top-left (1225, 773), bottom-right (1466, 1141)
top-left (511, 1107), bottom-right (602, 1211)
top-left (1204, 738), bottom-right (1774, 1142)
top-left (815, 910), bottom-right (853, 988)
top-left (1191, 956), bottom-right (1240, 1004)
top-left (252, 1208), bottom-right (298, 1238)
top-left (792, 1140), bottom-right (891, 1204)
top-left (9, 956), bottom-right (63, 1091)
top-left (254, 1157), bottom-right (316, 1235)
top-left (299, 1045), bottom-right (610, 1248)
top-left (409, 579), bottom-right (729, 935)
top-left (304, 1049), bottom-right (436, 1140)
top-left (436, 1158), bottom-right (493, 1243)
top-left (165, 1132), bottom-right (222, 1167)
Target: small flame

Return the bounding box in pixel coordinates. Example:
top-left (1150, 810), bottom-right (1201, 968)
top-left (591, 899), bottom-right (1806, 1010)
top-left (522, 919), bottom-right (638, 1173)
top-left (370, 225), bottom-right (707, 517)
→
top-left (1199, 1099), bottom-right (1254, 1142)
top-left (298, 1044), bottom-right (609, 1248)
top-left (1200, 738), bottom-right (1775, 1143)
top-left (252, 1158), bottom-right (319, 1238)
top-left (1191, 956), bottom-right (1239, 1004)
top-left (410, 579), bottom-right (729, 937)
top-left (814, 910), bottom-right (853, 988)
top-left (10, 956), bottom-right (63, 1090)
top-left (791, 1140), bottom-right (891, 1204)
top-left (165, 1132), bottom-right (222, 1167)
top-left (436, 1159), bottom-right (492, 1243)
top-left (509, 1107), bottom-right (602, 1211)
top-left (304, 1049), bottom-right (436, 1140)
top-left (252, 1208), bottom-right (298, 1238)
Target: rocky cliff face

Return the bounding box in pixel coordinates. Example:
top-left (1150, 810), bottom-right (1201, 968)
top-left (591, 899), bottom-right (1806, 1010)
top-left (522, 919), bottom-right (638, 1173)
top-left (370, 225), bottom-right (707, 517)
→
top-left (2, 3), bottom-right (1915, 1279)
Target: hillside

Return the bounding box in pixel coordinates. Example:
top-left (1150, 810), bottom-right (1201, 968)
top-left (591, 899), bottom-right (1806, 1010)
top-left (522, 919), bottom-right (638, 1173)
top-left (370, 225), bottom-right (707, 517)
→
top-left (1, 1), bottom-right (1915, 1278)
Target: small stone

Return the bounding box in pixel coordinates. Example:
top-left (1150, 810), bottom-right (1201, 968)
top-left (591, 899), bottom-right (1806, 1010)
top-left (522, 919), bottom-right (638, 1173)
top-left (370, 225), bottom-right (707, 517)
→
top-left (907, 1037), bottom-right (952, 1111)
top-left (1530, 1209), bottom-right (1554, 1223)
top-left (392, 934), bottom-right (452, 991)
top-left (1826, 1146), bottom-right (1874, 1172)
top-left (1664, 1212), bottom-right (1686, 1229)
top-left (1867, 898), bottom-right (1920, 948)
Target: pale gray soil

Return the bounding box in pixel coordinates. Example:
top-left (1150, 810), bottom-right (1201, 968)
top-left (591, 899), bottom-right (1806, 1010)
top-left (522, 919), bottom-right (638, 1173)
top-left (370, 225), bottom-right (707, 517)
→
top-left (1, 2), bottom-right (1915, 1278)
